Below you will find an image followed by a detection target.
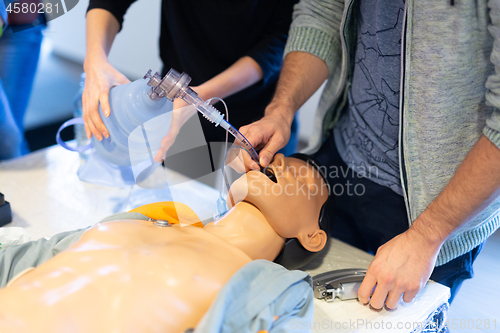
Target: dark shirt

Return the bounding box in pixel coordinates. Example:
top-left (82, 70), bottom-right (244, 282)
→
top-left (334, 0), bottom-right (405, 195)
top-left (88, 0), bottom-right (297, 142)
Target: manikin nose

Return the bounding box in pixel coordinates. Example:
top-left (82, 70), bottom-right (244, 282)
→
top-left (273, 154), bottom-right (286, 167)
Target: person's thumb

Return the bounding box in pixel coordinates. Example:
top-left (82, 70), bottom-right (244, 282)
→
top-left (259, 135), bottom-right (287, 167)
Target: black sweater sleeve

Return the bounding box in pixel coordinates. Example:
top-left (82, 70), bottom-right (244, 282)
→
top-left (87, 0), bottom-right (137, 31)
top-left (245, 0), bottom-right (298, 87)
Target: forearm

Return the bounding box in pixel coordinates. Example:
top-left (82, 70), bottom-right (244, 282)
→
top-left (82, 8), bottom-right (130, 139)
top-left (411, 135), bottom-right (500, 247)
top-left (266, 51), bottom-right (329, 123)
top-left (358, 135), bottom-right (500, 308)
top-left (195, 56), bottom-right (263, 101)
top-left (84, 8), bottom-right (120, 68)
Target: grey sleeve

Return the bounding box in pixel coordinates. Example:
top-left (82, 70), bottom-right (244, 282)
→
top-left (283, 0), bottom-right (345, 73)
top-left (0, 228), bottom-right (87, 288)
top-left (484, 0), bottom-right (500, 148)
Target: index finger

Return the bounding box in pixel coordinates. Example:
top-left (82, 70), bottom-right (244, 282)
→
top-left (226, 142), bottom-right (259, 173)
top-left (82, 89), bottom-right (104, 140)
top-left (238, 126), bottom-right (265, 171)
top-left (358, 271), bottom-right (377, 305)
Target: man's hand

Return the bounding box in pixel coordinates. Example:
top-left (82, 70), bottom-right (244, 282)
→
top-left (358, 135), bottom-right (500, 310)
top-left (358, 225), bottom-right (441, 310)
top-left (240, 52), bottom-right (329, 169)
top-left (82, 60), bottom-right (130, 141)
top-left (239, 105), bottom-right (294, 168)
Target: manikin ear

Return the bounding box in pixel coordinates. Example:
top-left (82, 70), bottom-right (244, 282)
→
top-left (297, 228), bottom-right (327, 252)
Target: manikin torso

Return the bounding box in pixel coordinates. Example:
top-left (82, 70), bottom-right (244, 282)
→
top-left (0, 202), bottom-right (284, 333)
top-left (0, 154), bottom-right (328, 333)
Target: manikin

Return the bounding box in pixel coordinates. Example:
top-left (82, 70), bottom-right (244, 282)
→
top-left (0, 154), bottom-right (329, 332)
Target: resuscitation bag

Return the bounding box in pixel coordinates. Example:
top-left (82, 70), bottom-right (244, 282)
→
top-left (56, 77), bottom-right (173, 187)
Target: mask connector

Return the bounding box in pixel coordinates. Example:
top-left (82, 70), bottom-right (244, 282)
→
top-left (213, 196), bottom-right (228, 221)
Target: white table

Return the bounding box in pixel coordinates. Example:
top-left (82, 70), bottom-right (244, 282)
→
top-left (0, 145), bottom-right (450, 332)
top-left (0, 145), bottom-right (218, 236)
top-left (304, 241), bottom-right (449, 332)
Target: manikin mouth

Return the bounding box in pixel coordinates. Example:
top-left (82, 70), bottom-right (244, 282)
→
top-left (263, 166), bottom-right (278, 183)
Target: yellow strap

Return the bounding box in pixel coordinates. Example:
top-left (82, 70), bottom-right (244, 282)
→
top-left (129, 202), bottom-right (204, 228)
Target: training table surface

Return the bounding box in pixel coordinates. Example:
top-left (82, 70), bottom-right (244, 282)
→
top-left (0, 145), bottom-right (450, 333)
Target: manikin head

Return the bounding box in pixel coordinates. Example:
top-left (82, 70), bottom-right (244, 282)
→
top-left (228, 153), bottom-right (331, 269)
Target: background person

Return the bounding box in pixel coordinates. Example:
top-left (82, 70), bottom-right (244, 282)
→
top-left (83, 0), bottom-right (300, 160)
top-left (0, 0), bottom-right (45, 160)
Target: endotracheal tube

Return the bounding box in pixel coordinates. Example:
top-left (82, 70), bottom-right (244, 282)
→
top-left (214, 145), bottom-right (255, 220)
top-left (144, 68), bottom-right (260, 164)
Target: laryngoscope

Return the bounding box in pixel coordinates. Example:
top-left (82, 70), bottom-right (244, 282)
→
top-left (144, 69), bottom-right (260, 164)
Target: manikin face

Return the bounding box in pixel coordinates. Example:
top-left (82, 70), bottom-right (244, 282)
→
top-left (228, 154), bottom-right (329, 243)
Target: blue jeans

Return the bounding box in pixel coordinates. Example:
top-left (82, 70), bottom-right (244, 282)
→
top-left (313, 134), bottom-right (484, 303)
top-left (0, 24), bottom-right (44, 159)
